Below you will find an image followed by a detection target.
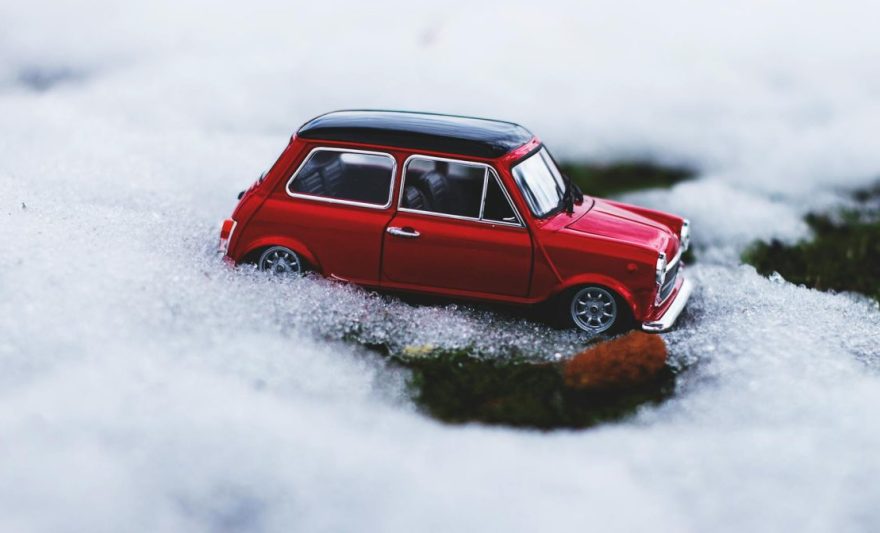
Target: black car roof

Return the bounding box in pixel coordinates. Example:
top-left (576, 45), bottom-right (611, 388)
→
top-left (296, 110), bottom-right (534, 159)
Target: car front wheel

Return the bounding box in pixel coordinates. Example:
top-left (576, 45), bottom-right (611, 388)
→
top-left (258, 246), bottom-right (302, 275)
top-left (562, 285), bottom-right (630, 335)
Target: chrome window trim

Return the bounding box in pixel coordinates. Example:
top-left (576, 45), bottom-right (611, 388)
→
top-left (483, 168), bottom-right (525, 226)
top-left (285, 146), bottom-right (397, 210)
top-left (397, 154), bottom-right (525, 228)
top-left (478, 168), bottom-right (488, 220)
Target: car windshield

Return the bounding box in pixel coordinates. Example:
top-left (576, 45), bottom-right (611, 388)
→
top-left (511, 148), bottom-right (566, 217)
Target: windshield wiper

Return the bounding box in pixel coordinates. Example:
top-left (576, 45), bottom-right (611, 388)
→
top-left (560, 174), bottom-right (584, 215)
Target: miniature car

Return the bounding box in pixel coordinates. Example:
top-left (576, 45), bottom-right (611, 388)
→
top-left (219, 110), bottom-right (693, 334)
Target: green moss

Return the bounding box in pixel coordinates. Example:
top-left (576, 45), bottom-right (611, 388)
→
top-left (853, 182), bottom-right (880, 203)
top-left (559, 161), bottom-right (694, 198)
top-left (743, 189), bottom-right (880, 301)
top-left (395, 350), bottom-right (675, 430)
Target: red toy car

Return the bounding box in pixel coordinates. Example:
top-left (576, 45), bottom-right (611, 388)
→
top-left (220, 110), bottom-right (693, 334)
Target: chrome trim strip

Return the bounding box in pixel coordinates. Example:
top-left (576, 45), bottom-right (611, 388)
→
top-left (397, 154), bottom-right (525, 228)
top-left (642, 276), bottom-right (693, 332)
top-left (396, 206), bottom-right (524, 228)
top-left (666, 246), bottom-right (683, 271)
top-left (285, 146), bottom-right (397, 210)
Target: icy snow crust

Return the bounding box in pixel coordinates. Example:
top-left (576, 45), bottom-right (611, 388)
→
top-left (2, 0), bottom-right (880, 531)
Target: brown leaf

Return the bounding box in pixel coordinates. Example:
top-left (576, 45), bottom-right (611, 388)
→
top-left (564, 332), bottom-right (668, 391)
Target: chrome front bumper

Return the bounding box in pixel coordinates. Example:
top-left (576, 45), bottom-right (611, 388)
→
top-left (641, 276), bottom-right (693, 332)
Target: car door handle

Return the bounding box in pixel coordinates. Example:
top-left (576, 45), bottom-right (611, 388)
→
top-left (387, 226), bottom-right (420, 238)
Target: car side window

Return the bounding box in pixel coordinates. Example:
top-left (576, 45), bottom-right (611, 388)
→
top-left (288, 149), bottom-right (395, 207)
top-left (401, 158), bottom-right (485, 218)
top-left (401, 157), bottom-right (520, 225)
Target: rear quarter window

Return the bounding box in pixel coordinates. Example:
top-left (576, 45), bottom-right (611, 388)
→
top-left (287, 148), bottom-right (396, 207)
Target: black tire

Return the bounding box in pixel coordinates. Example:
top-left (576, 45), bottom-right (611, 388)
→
top-left (555, 285), bottom-right (633, 335)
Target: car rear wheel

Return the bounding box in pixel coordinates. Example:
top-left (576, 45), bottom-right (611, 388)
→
top-left (258, 246), bottom-right (302, 275)
top-left (562, 286), bottom-right (630, 335)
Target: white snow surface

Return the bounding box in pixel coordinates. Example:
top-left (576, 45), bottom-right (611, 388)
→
top-left (2, 0), bottom-right (880, 531)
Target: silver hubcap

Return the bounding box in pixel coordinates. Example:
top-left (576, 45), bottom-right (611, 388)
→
top-left (259, 247), bottom-right (301, 275)
top-left (571, 287), bottom-right (617, 333)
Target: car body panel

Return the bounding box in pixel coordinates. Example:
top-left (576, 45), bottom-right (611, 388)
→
top-left (381, 210), bottom-right (533, 297)
top-left (567, 198), bottom-right (677, 259)
top-left (252, 192), bottom-right (393, 285)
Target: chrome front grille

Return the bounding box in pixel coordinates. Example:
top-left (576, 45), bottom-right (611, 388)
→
top-left (659, 260), bottom-right (680, 302)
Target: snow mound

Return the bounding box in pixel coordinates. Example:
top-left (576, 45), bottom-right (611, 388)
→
top-left (3, 0), bottom-right (880, 531)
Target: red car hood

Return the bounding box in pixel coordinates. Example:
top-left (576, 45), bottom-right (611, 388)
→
top-left (566, 198), bottom-right (678, 257)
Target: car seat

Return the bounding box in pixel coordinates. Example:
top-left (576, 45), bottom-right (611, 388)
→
top-left (403, 170), bottom-right (458, 213)
top-left (294, 152), bottom-right (345, 197)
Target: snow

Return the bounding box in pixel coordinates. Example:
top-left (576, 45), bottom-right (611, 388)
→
top-left (2, 0), bottom-right (880, 531)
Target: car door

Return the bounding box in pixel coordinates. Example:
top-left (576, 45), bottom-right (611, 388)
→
top-left (257, 146), bottom-right (397, 285)
top-left (381, 155), bottom-right (532, 298)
